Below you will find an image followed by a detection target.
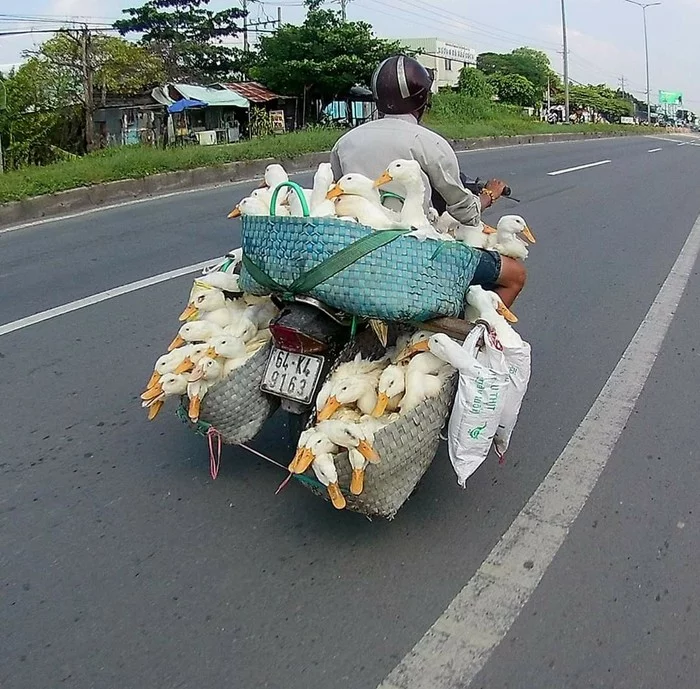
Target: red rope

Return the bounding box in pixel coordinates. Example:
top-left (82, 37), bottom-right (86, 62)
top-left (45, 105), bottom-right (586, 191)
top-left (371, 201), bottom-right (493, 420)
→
top-left (207, 427), bottom-right (223, 480)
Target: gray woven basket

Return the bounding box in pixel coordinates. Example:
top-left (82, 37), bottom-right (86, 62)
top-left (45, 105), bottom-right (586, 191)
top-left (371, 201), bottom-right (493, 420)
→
top-left (196, 341), bottom-right (279, 445)
top-left (299, 329), bottom-right (457, 520)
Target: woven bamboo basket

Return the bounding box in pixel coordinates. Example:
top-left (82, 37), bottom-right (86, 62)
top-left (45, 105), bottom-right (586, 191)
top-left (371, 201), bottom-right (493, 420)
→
top-left (238, 182), bottom-right (481, 323)
top-left (188, 341), bottom-right (279, 445)
top-left (298, 329), bottom-right (457, 520)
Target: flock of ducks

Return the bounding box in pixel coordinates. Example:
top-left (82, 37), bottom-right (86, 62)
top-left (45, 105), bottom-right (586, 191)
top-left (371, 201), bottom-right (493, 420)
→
top-left (141, 271), bottom-right (279, 423)
top-left (228, 161), bottom-right (536, 258)
top-left (286, 285), bottom-right (522, 509)
top-left (139, 160), bottom-right (533, 505)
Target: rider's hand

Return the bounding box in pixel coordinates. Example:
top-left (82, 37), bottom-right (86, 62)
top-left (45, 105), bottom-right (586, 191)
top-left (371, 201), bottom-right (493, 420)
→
top-left (484, 179), bottom-right (507, 201)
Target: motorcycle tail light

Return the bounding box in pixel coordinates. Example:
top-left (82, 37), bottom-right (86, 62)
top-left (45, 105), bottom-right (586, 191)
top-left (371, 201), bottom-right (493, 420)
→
top-left (269, 323), bottom-right (328, 354)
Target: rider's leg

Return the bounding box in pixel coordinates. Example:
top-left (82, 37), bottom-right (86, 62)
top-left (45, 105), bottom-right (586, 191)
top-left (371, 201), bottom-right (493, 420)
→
top-left (494, 256), bottom-right (526, 308)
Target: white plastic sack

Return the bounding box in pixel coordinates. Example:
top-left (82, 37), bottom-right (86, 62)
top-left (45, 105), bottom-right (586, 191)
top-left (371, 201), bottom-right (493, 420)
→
top-left (491, 339), bottom-right (531, 459)
top-left (431, 328), bottom-right (510, 487)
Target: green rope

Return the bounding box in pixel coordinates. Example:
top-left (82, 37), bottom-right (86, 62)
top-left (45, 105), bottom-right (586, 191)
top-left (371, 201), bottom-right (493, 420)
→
top-left (176, 403), bottom-right (212, 437)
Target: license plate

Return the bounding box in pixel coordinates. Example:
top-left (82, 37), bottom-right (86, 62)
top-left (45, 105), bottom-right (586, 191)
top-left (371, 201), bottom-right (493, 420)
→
top-left (261, 348), bottom-right (324, 404)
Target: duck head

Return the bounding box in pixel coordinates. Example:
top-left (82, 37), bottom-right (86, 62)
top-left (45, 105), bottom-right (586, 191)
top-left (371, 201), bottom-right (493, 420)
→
top-left (466, 286), bottom-right (518, 323)
top-left (374, 159), bottom-right (423, 188)
top-left (179, 289), bottom-right (227, 321)
top-left (373, 365), bottom-right (406, 416)
top-left (497, 215), bottom-right (536, 244)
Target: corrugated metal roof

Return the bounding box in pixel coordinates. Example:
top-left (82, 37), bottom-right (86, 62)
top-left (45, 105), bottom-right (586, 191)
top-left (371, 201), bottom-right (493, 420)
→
top-left (222, 82), bottom-right (280, 104)
top-left (169, 83), bottom-right (249, 108)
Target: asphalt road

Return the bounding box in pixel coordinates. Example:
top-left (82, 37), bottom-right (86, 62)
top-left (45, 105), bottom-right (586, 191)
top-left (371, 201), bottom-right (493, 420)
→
top-left (2, 134), bottom-right (700, 689)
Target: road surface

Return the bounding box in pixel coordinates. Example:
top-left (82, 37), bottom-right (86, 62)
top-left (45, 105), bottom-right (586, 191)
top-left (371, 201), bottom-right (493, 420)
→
top-left (2, 134), bottom-right (699, 689)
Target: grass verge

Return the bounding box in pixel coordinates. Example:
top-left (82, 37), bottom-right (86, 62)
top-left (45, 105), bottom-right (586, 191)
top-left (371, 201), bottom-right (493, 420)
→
top-left (0, 94), bottom-right (648, 204)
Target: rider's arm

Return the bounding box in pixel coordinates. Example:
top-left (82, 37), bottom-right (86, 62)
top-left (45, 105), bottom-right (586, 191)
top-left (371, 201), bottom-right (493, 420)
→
top-left (413, 133), bottom-right (482, 227)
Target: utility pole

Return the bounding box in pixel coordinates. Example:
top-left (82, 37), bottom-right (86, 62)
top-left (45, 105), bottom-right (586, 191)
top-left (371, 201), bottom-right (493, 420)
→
top-left (624, 0), bottom-right (661, 124)
top-left (0, 78), bottom-right (5, 173)
top-left (242, 0), bottom-right (249, 53)
top-left (560, 0), bottom-right (570, 123)
top-left (79, 27), bottom-right (95, 153)
top-left (278, 6), bottom-right (282, 28)
top-left (619, 75), bottom-right (626, 94)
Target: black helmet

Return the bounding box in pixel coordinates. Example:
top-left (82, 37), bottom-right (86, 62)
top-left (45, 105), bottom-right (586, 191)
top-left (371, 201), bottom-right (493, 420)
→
top-left (371, 55), bottom-right (433, 116)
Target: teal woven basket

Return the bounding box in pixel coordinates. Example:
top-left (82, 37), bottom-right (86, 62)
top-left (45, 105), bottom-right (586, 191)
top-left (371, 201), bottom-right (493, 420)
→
top-left (238, 182), bottom-right (481, 322)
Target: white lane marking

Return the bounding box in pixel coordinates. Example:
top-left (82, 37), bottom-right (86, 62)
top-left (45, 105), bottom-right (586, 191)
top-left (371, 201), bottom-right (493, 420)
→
top-left (377, 211), bottom-right (700, 689)
top-left (677, 142), bottom-right (689, 146)
top-left (648, 147), bottom-right (663, 153)
top-left (547, 159), bottom-right (611, 176)
top-left (0, 258), bottom-right (217, 337)
top-left (646, 135), bottom-right (684, 143)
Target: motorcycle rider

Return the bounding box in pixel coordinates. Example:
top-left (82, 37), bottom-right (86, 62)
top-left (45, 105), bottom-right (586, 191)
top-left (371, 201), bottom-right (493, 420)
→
top-left (330, 55), bottom-right (526, 307)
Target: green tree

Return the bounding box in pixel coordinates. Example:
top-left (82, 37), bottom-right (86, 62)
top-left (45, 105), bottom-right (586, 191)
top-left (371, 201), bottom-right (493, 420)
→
top-left (477, 47), bottom-right (557, 98)
top-left (457, 67), bottom-right (494, 100)
top-left (36, 34), bottom-right (165, 97)
top-left (26, 33), bottom-right (166, 151)
top-left (0, 60), bottom-right (82, 168)
top-left (476, 52), bottom-right (514, 76)
top-left (250, 7), bottom-right (402, 119)
top-left (488, 73), bottom-right (537, 107)
top-left (115, 0), bottom-right (245, 81)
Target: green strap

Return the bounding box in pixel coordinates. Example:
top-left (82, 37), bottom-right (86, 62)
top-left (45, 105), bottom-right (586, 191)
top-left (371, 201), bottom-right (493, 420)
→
top-left (243, 228), bottom-right (409, 297)
top-left (270, 180), bottom-right (309, 217)
top-left (242, 254), bottom-right (287, 293)
top-left (287, 229), bottom-right (408, 293)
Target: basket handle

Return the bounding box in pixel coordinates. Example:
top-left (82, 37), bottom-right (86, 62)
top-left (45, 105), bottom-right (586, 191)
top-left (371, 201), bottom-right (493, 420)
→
top-left (269, 181), bottom-right (309, 217)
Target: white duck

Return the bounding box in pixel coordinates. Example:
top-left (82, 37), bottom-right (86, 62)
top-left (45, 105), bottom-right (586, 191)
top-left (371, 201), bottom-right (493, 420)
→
top-left (172, 342), bottom-right (212, 375)
top-left (179, 289), bottom-right (245, 328)
top-left (144, 347), bottom-right (193, 391)
top-left (327, 173), bottom-right (387, 209)
top-left (243, 299), bottom-right (279, 330)
top-left (190, 273), bottom-right (241, 298)
top-left (141, 372), bottom-right (189, 421)
top-left (227, 195), bottom-right (271, 219)
top-left (321, 418), bottom-right (381, 496)
top-left (186, 356), bottom-right (224, 422)
top-left (250, 188), bottom-right (290, 216)
top-left (373, 364), bottom-right (407, 417)
top-left (376, 160), bottom-right (453, 241)
top-left (311, 453), bottom-right (347, 510)
top-left (290, 429), bottom-right (339, 475)
top-left (330, 194), bottom-right (402, 230)
top-left (224, 316), bottom-right (258, 344)
top-left (289, 163), bottom-right (336, 217)
top-left (465, 286), bottom-right (522, 348)
top-left (490, 215), bottom-right (536, 260)
top-left (168, 321), bottom-right (224, 351)
top-left (400, 367), bottom-right (449, 414)
top-left (317, 373), bottom-right (382, 420)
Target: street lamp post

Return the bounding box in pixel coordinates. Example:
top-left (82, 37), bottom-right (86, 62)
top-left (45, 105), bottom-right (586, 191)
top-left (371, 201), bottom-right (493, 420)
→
top-left (624, 0), bottom-right (661, 124)
top-left (560, 0), bottom-right (570, 123)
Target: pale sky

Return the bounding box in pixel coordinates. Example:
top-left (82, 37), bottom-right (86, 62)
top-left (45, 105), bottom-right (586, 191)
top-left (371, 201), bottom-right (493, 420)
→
top-left (1, 0), bottom-right (697, 107)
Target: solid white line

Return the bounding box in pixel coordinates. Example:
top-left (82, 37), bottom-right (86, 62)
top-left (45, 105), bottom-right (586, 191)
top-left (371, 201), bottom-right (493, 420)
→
top-left (377, 211), bottom-right (700, 689)
top-left (648, 147), bottom-right (663, 153)
top-left (646, 135), bottom-right (684, 143)
top-left (0, 258), bottom-right (217, 337)
top-left (547, 159), bottom-right (611, 176)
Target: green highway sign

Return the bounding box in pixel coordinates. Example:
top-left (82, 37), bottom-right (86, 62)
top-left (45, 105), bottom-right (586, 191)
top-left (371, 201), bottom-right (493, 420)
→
top-left (659, 91), bottom-right (683, 105)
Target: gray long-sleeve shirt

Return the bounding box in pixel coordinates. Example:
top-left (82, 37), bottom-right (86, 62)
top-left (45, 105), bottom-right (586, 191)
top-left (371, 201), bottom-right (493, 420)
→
top-left (330, 114), bottom-right (482, 227)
